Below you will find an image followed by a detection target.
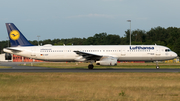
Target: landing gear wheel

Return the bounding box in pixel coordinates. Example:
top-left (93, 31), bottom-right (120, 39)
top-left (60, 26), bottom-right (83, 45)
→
top-left (88, 64), bottom-right (94, 69)
top-left (156, 66), bottom-right (160, 69)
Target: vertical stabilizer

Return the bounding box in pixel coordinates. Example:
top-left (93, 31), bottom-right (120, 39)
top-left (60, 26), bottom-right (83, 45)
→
top-left (6, 23), bottom-right (33, 47)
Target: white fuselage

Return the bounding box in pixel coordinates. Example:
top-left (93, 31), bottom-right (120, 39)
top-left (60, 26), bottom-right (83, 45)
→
top-left (3, 45), bottom-right (177, 62)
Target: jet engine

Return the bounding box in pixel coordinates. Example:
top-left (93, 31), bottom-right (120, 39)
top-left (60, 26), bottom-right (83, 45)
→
top-left (96, 56), bottom-right (117, 66)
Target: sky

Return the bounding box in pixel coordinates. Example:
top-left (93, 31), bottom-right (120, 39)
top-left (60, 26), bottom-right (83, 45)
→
top-left (0, 0), bottom-right (180, 41)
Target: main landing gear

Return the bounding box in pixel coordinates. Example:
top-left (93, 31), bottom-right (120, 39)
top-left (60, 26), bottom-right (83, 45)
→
top-left (156, 61), bottom-right (160, 69)
top-left (88, 61), bottom-right (94, 69)
top-left (88, 64), bottom-right (94, 69)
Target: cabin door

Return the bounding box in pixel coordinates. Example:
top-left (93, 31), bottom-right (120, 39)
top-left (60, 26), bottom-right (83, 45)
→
top-left (156, 47), bottom-right (161, 60)
top-left (31, 48), bottom-right (36, 58)
top-left (121, 49), bottom-right (126, 56)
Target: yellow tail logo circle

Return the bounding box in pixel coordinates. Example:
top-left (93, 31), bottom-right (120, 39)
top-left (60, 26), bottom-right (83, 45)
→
top-left (10, 30), bottom-right (20, 40)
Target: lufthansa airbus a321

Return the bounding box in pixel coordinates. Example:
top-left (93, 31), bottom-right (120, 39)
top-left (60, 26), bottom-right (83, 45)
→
top-left (3, 23), bottom-right (177, 69)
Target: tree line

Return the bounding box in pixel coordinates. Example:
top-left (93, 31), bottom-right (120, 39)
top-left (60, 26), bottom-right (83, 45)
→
top-left (1, 26), bottom-right (180, 56)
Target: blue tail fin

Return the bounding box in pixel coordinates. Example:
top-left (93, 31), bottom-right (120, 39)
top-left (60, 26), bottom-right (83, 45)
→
top-left (6, 23), bottom-right (34, 47)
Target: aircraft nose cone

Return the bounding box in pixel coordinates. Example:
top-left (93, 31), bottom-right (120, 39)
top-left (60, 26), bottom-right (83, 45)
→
top-left (172, 52), bottom-right (178, 58)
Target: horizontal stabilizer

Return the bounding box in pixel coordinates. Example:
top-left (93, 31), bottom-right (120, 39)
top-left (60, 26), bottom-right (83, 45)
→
top-left (4, 48), bottom-right (22, 52)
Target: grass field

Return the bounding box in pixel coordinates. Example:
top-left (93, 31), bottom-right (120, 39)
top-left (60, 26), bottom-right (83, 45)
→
top-left (1, 62), bottom-right (180, 100)
top-left (23, 62), bottom-right (180, 69)
top-left (0, 73), bottom-right (180, 101)
top-left (0, 66), bottom-right (11, 69)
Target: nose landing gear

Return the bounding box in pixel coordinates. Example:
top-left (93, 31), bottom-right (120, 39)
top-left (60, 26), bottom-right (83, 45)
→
top-left (156, 61), bottom-right (160, 69)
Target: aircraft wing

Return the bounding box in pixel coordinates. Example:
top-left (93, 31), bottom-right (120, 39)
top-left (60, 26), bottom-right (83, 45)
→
top-left (74, 51), bottom-right (102, 61)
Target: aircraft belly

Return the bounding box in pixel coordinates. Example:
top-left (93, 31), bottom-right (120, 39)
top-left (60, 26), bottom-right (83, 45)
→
top-left (44, 52), bottom-right (76, 61)
top-left (155, 56), bottom-right (174, 61)
top-left (119, 57), bottom-right (154, 61)
top-left (15, 51), bottom-right (31, 58)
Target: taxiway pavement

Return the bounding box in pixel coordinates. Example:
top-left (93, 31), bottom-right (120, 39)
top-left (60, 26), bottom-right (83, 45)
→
top-left (0, 62), bottom-right (180, 73)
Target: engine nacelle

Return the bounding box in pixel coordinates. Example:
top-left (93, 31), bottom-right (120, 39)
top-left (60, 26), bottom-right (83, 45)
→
top-left (96, 56), bottom-right (117, 66)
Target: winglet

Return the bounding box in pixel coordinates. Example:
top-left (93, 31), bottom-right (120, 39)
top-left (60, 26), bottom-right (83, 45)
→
top-left (6, 23), bottom-right (34, 47)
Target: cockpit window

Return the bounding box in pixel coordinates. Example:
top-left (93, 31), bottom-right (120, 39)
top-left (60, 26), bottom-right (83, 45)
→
top-left (165, 49), bottom-right (171, 52)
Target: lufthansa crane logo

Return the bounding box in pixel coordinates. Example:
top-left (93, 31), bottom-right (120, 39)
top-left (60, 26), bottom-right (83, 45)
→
top-left (10, 30), bottom-right (20, 40)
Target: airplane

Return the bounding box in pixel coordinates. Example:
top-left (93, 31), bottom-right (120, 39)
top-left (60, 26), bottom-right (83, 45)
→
top-left (3, 23), bottom-right (178, 69)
